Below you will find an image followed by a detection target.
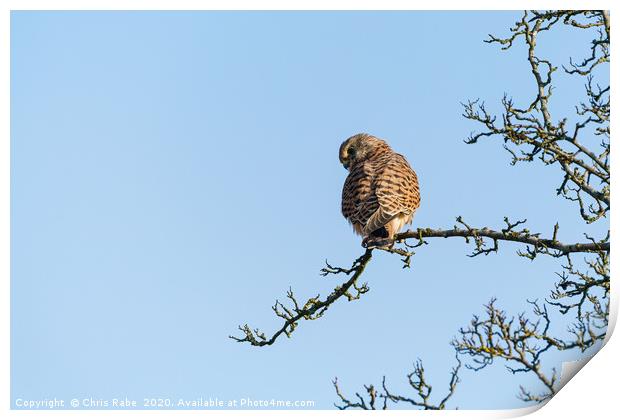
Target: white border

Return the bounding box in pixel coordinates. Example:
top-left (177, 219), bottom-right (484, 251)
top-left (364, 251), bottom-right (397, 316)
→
top-left (2, 1), bottom-right (616, 419)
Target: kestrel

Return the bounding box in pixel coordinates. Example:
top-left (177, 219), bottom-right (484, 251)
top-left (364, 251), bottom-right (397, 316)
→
top-left (339, 133), bottom-right (420, 248)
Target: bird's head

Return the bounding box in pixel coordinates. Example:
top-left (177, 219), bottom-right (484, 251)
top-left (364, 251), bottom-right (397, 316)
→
top-left (339, 133), bottom-right (391, 171)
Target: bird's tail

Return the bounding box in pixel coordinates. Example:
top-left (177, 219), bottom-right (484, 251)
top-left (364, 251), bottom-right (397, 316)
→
top-left (363, 208), bottom-right (395, 238)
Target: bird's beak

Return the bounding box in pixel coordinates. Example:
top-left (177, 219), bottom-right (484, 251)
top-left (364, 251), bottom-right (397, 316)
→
top-left (343, 162), bottom-right (349, 170)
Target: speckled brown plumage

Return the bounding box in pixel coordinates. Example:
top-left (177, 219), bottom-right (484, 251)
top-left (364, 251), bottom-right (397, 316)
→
top-left (339, 133), bottom-right (420, 247)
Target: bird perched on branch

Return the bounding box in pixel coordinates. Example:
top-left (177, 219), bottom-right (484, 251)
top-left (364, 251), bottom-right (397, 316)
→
top-left (339, 133), bottom-right (420, 248)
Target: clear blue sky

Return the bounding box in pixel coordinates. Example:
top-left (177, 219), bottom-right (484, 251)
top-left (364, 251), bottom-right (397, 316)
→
top-left (11, 11), bottom-right (609, 410)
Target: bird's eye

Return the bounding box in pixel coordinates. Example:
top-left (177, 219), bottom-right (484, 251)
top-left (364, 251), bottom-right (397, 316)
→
top-left (347, 147), bottom-right (355, 157)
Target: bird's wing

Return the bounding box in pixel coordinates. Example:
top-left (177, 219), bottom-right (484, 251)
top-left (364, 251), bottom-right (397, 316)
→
top-left (364, 154), bottom-right (420, 235)
top-left (342, 163), bottom-right (379, 231)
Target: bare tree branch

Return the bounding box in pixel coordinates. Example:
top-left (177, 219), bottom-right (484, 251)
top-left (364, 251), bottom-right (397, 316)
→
top-left (453, 299), bottom-right (561, 403)
top-left (396, 217), bottom-right (609, 259)
top-left (230, 214), bottom-right (607, 348)
top-left (334, 356), bottom-right (461, 410)
top-left (463, 10), bottom-right (610, 224)
top-left (450, 10), bottom-right (610, 403)
top-left (229, 249), bottom-right (372, 346)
